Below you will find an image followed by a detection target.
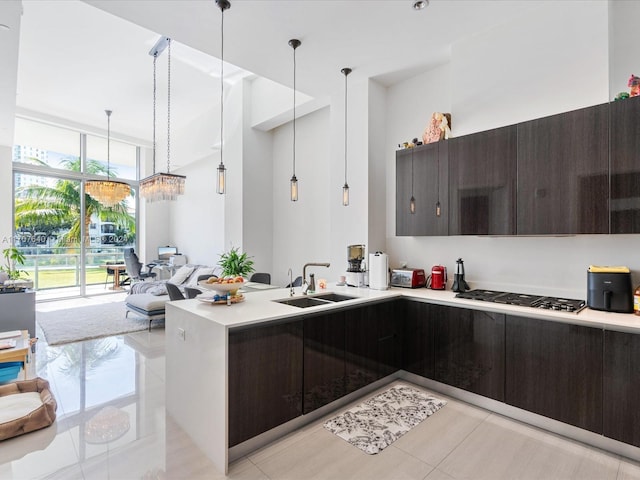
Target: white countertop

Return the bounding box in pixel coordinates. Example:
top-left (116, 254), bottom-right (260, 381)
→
top-left (169, 284), bottom-right (640, 334)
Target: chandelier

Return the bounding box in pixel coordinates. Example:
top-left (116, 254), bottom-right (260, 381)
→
top-left (85, 110), bottom-right (131, 207)
top-left (140, 36), bottom-right (186, 202)
top-left (84, 406), bottom-right (130, 444)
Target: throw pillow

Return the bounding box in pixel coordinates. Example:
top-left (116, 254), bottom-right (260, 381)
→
top-left (168, 265), bottom-right (194, 285)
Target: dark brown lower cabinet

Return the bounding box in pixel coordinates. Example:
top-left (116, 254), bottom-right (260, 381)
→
top-left (228, 320), bottom-right (303, 447)
top-left (345, 301), bottom-right (403, 395)
top-left (505, 316), bottom-right (602, 433)
top-left (403, 300), bottom-right (434, 379)
top-left (303, 311), bottom-right (345, 414)
top-left (433, 305), bottom-right (505, 401)
top-left (603, 330), bottom-right (640, 446)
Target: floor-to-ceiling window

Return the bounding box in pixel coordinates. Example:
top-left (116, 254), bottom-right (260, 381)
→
top-left (12, 117), bottom-right (139, 299)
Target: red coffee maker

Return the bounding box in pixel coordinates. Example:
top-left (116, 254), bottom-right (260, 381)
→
top-left (430, 265), bottom-right (447, 290)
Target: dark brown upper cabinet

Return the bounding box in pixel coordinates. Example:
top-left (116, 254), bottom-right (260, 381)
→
top-left (449, 125), bottom-right (517, 235)
top-left (396, 141), bottom-right (448, 236)
top-left (516, 103), bottom-right (609, 235)
top-left (610, 95), bottom-right (640, 233)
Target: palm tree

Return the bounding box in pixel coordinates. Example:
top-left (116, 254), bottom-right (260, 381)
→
top-left (14, 156), bottom-right (135, 247)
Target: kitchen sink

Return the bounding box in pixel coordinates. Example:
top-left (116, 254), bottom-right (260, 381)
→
top-left (274, 297), bottom-right (331, 308)
top-left (273, 293), bottom-right (359, 308)
top-left (311, 293), bottom-right (358, 302)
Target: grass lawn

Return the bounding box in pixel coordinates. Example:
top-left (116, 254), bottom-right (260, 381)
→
top-left (24, 267), bottom-right (121, 289)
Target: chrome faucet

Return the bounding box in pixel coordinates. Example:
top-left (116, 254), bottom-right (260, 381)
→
top-left (302, 262), bottom-right (330, 294)
top-left (288, 268), bottom-right (295, 297)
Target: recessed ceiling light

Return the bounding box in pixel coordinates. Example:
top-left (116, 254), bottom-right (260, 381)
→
top-left (413, 0), bottom-right (428, 11)
top-left (0, 24), bottom-right (10, 31)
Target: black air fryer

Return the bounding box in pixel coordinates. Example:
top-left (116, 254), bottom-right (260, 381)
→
top-left (587, 269), bottom-right (633, 313)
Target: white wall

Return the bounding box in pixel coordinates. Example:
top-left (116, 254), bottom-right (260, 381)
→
top-left (451, 1), bottom-right (609, 136)
top-left (242, 78), bottom-right (274, 278)
top-left (271, 107), bottom-right (333, 286)
top-left (384, 0), bottom-right (640, 299)
top-left (610, 0), bottom-right (640, 100)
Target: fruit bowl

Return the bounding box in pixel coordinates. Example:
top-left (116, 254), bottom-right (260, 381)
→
top-left (198, 279), bottom-right (244, 295)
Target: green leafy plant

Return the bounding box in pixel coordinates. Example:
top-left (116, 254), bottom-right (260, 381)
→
top-left (218, 247), bottom-right (255, 278)
top-left (1, 246), bottom-right (28, 280)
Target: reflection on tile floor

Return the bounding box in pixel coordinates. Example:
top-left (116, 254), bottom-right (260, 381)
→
top-left (1, 298), bottom-right (639, 479)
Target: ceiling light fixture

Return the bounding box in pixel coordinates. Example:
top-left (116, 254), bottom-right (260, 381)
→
top-left (216, 0), bottom-right (230, 194)
top-left (289, 38), bottom-right (301, 202)
top-left (140, 36), bottom-right (186, 202)
top-left (413, 0), bottom-right (428, 11)
top-left (85, 110), bottom-right (131, 207)
top-left (341, 67), bottom-right (352, 207)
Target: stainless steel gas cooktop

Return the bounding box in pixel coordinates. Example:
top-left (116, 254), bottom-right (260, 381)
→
top-left (454, 289), bottom-right (587, 313)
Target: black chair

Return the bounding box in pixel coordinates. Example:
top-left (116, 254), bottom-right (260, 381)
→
top-left (250, 272), bottom-right (271, 285)
top-left (184, 287), bottom-right (201, 299)
top-left (104, 260), bottom-right (117, 289)
top-left (123, 249), bottom-right (157, 283)
top-left (165, 282), bottom-right (185, 301)
top-left (285, 276), bottom-right (303, 288)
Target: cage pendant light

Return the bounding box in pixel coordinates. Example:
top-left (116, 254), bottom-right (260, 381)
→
top-left (289, 39), bottom-right (301, 202)
top-left (85, 110), bottom-right (131, 207)
top-left (140, 37), bottom-right (186, 202)
top-left (216, 0), bottom-right (230, 194)
top-left (341, 67), bottom-right (352, 206)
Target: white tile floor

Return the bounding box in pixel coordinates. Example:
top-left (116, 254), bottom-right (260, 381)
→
top-left (1, 296), bottom-right (639, 479)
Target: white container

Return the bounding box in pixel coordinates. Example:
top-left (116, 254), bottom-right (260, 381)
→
top-left (368, 252), bottom-right (389, 290)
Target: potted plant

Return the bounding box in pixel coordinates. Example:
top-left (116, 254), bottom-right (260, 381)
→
top-left (218, 247), bottom-right (255, 278)
top-left (1, 246), bottom-right (28, 281)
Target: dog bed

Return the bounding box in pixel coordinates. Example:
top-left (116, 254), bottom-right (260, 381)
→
top-left (0, 377), bottom-right (57, 441)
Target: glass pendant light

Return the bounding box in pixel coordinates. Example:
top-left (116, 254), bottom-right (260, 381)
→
top-left (85, 110), bottom-right (131, 207)
top-left (140, 36), bottom-right (186, 202)
top-left (216, 0), bottom-right (230, 194)
top-left (410, 147), bottom-right (416, 214)
top-left (289, 38), bottom-right (301, 202)
top-left (341, 67), bottom-right (352, 206)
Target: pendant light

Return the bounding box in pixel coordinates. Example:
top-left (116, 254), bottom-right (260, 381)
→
top-left (140, 36), bottom-right (186, 202)
top-left (85, 110), bottom-right (131, 207)
top-left (289, 38), bottom-right (301, 202)
top-left (410, 146), bottom-right (416, 214)
top-left (216, 0), bottom-right (230, 194)
top-left (341, 67), bottom-right (352, 206)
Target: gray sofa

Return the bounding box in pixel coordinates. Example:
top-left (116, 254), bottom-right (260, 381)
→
top-left (125, 264), bottom-right (219, 330)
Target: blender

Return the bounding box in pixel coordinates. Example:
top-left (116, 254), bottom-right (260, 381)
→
top-left (346, 244), bottom-right (366, 287)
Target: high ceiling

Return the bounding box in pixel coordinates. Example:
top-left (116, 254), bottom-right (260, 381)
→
top-left (3, 0), bottom-right (545, 145)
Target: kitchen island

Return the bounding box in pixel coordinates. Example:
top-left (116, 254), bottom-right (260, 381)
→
top-left (166, 285), bottom-right (640, 474)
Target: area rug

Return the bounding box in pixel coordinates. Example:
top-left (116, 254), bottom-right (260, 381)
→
top-left (37, 302), bottom-right (164, 346)
top-left (323, 384), bottom-right (446, 455)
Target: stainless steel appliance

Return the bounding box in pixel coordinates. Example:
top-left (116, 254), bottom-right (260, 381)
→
top-left (390, 268), bottom-right (427, 288)
top-left (346, 244), bottom-right (366, 287)
top-left (369, 252), bottom-right (389, 290)
top-left (455, 289), bottom-right (587, 313)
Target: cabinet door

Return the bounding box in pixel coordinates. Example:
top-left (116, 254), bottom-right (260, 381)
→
top-left (432, 304), bottom-right (505, 401)
top-left (603, 330), bottom-right (640, 446)
top-left (229, 320), bottom-right (303, 447)
top-left (610, 96), bottom-right (640, 233)
top-left (303, 311), bottom-right (345, 414)
top-left (345, 301), bottom-right (402, 395)
top-left (517, 104), bottom-right (609, 234)
top-left (505, 316), bottom-right (602, 433)
top-left (396, 142), bottom-right (448, 236)
top-left (403, 300), bottom-right (434, 379)
top-left (449, 125), bottom-right (516, 235)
